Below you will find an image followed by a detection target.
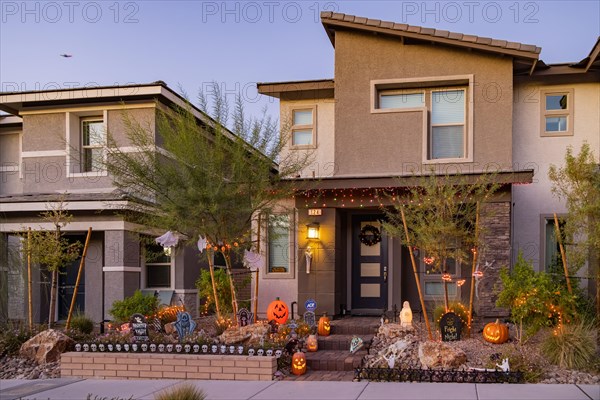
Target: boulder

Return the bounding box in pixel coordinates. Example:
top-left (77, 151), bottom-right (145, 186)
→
top-left (378, 323), bottom-right (414, 340)
top-left (164, 322), bottom-right (176, 336)
top-left (20, 329), bottom-right (74, 364)
top-left (218, 322), bottom-right (270, 345)
top-left (418, 341), bottom-right (467, 369)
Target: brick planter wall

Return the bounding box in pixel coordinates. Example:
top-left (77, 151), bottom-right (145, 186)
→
top-left (60, 352), bottom-right (276, 381)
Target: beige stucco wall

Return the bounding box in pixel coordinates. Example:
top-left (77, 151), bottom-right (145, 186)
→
top-left (279, 98), bottom-right (335, 178)
top-left (333, 30), bottom-right (514, 177)
top-left (512, 81), bottom-right (600, 271)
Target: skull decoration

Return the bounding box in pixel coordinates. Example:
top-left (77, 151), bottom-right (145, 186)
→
top-left (158, 344), bottom-right (165, 352)
top-left (266, 349), bottom-right (273, 356)
top-left (193, 344), bottom-right (200, 353)
top-left (150, 344), bottom-right (157, 352)
top-left (167, 344), bottom-right (174, 353)
top-left (220, 345), bottom-right (227, 354)
top-left (257, 349), bottom-right (264, 356)
top-left (184, 344), bottom-right (191, 353)
top-left (237, 346), bottom-right (244, 355)
top-left (115, 344), bottom-right (122, 352)
top-left (248, 348), bottom-right (255, 356)
top-left (91, 344), bottom-right (97, 352)
top-left (83, 344), bottom-right (89, 352)
top-left (75, 343), bottom-right (82, 352)
top-left (98, 344), bottom-right (105, 352)
top-left (141, 343), bottom-right (148, 352)
top-left (175, 344), bottom-right (183, 353)
top-left (211, 345), bottom-right (218, 354)
top-left (202, 345), bottom-right (208, 353)
top-left (107, 344), bottom-right (114, 352)
top-left (132, 344), bottom-right (138, 352)
top-left (123, 344), bottom-right (130, 352)
top-left (275, 349), bottom-right (283, 358)
top-left (229, 345), bottom-right (235, 354)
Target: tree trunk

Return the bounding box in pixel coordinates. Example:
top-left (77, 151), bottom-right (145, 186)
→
top-left (224, 252), bottom-right (239, 321)
top-left (27, 228), bottom-right (33, 331)
top-left (48, 269), bottom-right (57, 329)
top-left (206, 249), bottom-right (222, 319)
top-left (442, 258), bottom-right (449, 312)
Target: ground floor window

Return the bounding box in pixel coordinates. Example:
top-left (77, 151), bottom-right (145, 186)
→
top-left (422, 256), bottom-right (460, 299)
top-left (543, 217), bottom-right (566, 272)
top-left (268, 214), bottom-right (290, 273)
top-left (145, 242), bottom-right (171, 288)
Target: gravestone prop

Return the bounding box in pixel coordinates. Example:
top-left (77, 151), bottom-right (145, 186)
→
top-left (237, 308), bottom-right (253, 327)
top-left (130, 313), bottom-right (149, 342)
top-left (439, 312), bottom-right (462, 341)
top-left (173, 311), bottom-right (196, 341)
top-left (303, 311), bottom-right (316, 328)
top-left (350, 336), bottom-right (364, 354)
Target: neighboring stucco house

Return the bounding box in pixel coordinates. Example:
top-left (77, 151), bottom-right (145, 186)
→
top-left (0, 82), bottom-right (213, 324)
top-left (255, 12), bottom-right (598, 319)
top-left (512, 39), bottom-right (600, 299)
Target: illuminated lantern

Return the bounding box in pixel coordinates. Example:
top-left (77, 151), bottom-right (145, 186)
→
top-left (266, 297), bottom-right (289, 324)
top-left (306, 334), bottom-right (318, 352)
top-left (317, 313), bottom-right (331, 336)
top-left (291, 351), bottom-right (307, 375)
top-left (483, 319), bottom-right (509, 344)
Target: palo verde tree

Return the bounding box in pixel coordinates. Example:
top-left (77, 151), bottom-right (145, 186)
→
top-left (382, 170), bottom-right (499, 327)
top-left (549, 143), bottom-right (600, 314)
top-left (104, 84), bottom-right (310, 319)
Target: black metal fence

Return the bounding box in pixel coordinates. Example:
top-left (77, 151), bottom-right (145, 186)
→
top-left (354, 368), bottom-right (524, 383)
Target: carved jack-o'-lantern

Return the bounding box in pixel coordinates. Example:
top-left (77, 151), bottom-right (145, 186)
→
top-left (267, 297), bottom-right (289, 324)
top-left (483, 319), bottom-right (509, 344)
top-left (291, 351), bottom-right (307, 375)
top-left (306, 334), bottom-right (318, 352)
top-left (317, 313), bottom-right (331, 336)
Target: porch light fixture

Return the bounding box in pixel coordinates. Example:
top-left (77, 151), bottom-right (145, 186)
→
top-left (306, 222), bottom-right (320, 240)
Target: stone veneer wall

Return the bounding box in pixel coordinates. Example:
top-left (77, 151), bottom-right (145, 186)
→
top-left (475, 202), bottom-right (511, 318)
top-left (61, 352), bottom-right (276, 380)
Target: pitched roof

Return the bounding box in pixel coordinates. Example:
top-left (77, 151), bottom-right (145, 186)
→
top-left (321, 12), bottom-right (541, 60)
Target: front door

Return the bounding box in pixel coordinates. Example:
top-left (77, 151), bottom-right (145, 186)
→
top-left (351, 215), bottom-right (388, 312)
top-left (58, 236), bottom-right (86, 320)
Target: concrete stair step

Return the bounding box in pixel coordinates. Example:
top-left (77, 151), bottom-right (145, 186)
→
top-left (317, 334), bottom-right (374, 351)
top-left (330, 320), bottom-right (379, 335)
top-left (305, 349), bottom-right (366, 371)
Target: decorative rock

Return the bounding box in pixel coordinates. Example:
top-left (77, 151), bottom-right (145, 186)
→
top-left (19, 329), bottom-right (74, 364)
top-left (418, 341), bottom-right (467, 369)
top-left (164, 322), bottom-right (176, 336)
top-left (218, 322), bottom-right (270, 345)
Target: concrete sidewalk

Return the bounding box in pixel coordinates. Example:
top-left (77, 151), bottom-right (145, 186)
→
top-left (0, 379), bottom-right (598, 400)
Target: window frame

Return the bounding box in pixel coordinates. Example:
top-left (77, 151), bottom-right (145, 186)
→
top-left (262, 211), bottom-right (297, 279)
top-left (540, 88), bottom-right (574, 137)
top-left (371, 75), bottom-right (474, 164)
top-left (420, 256), bottom-right (462, 301)
top-left (429, 88), bottom-right (467, 160)
top-left (142, 242), bottom-right (174, 290)
top-left (66, 110), bottom-right (109, 178)
top-left (540, 214), bottom-right (566, 272)
top-left (290, 106), bottom-right (317, 149)
top-left (80, 117), bottom-right (106, 173)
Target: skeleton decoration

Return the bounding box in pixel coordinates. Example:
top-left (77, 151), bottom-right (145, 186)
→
top-left (174, 312), bottom-right (197, 341)
top-left (123, 344), bottom-right (130, 352)
top-left (266, 349), bottom-right (273, 357)
top-left (108, 344), bottom-right (114, 352)
top-left (150, 344), bottom-right (157, 352)
top-left (91, 344), bottom-right (97, 352)
top-left (75, 344), bottom-right (82, 352)
top-left (115, 344), bottom-right (121, 352)
top-left (158, 344), bottom-right (165, 352)
top-left (305, 246), bottom-right (313, 274)
top-left (257, 349), bottom-right (264, 356)
top-left (184, 344), bottom-right (191, 353)
top-left (83, 344), bottom-right (89, 352)
top-left (132, 344), bottom-right (138, 352)
top-left (202, 345), bottom-right (208, 353)
top-left (175, 344), bottom-right (183, 353)
top-left (470, 358), bottom-right (510, 373)
top-left (382, 353), bottom-right (396, 368)
top-left (141, 343), bottom-right (148, 352)
top-left (237, 346), bottom-right (244, 355)
top-left (98, 344), bottom-right (105, 352)
top-left (220, 345), bottom-right (227, 354)
top-left (166, 344), bottom-right (173, 353)
top-left (474, 260), bottom-right (495, 299)
top-left (211, 345), bottom-right (218, 354)
top-left (193, 344), bottom-right (200, 353)
top-left (248, 348), bottom-right (255, 356)
top-left (229, 345), bottom-right (235, 354)
top-left (275, 349), bottom-right (282, 359)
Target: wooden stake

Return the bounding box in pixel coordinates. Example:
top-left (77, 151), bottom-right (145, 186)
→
top-left (553, 213), bottom-right (572, 294)
top-left (467, 202), bottom-right (480, 337)
top-left (254, 269), bottom-right (259, 323)
top-left (207, 249), bottom-right (221, 319)
top-left (27, 227), bottom-right (33, 331)
top-left (400, 206), bottom-right (433, 340)
top-left (224, 252), bottom-right (239, 322)
top-left (66, 227), bottom-right (92, 330)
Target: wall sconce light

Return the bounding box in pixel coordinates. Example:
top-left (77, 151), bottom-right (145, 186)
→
top-left (163, 246), bottom-right (172, 257)
top-left (306, 222), bottom-right (320, 240)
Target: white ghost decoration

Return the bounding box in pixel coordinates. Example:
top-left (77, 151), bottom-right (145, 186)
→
top-left (197, 236), bottom-right (207, 253)
top-left (156, 231), bottom-right (179, 248)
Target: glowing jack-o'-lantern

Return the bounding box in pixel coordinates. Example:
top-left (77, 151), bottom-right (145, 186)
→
top-left (267, 297), bottom-right (289, 324)
top-left (306, 334), bottom-right (318, 352)
top-left (483, 319), bottom-right (509, 344)
top-left (317, 313), bottom-right (331, 336)
top-left (291, 351), bottom-right (307, 375)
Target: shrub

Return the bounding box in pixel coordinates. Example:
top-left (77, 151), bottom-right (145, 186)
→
top-left (70, 313), bottom-right (95, 334)
top-left (154, 384), bottom-right (205, 400)
top-left (542, 322), bottom-right (598, 370)
top-left (109, 290), bottom-right (159, 323)
top-left (0, 322), bottom-right (41, 356)
top-left (485, 347), bottom-right (544, 383)
top-left (432, 301), bottom-right (469, 326)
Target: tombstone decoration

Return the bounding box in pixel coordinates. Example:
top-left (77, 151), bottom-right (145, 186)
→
top-left (350, 336), bottom-right (364, 354)
top-left (237, 308), bottom-right (253, 327)
top-left (288, 321), bottom-right (298, 335)
top-left (439, 312), bottom-right (462, 342)
top-left (130, 313), bottom-right (149, 342)
top-left (303, 311), bottom-right (316, 328)
top-left (173, 311), bottom-right (196, 341)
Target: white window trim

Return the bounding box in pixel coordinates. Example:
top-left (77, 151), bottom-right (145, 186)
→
top-left (0, 129), bottom-right (21, 174)
top-left (290, 106), bottom-right (317, 149)
top-left (262, 211), bottom-right (297, 280)
top-left (65, 110), bottom-right (109, 178)
top-left (370, 75), bottom-right (474, 164)
top-left (429, 88), bottom-right (467, 161)
top-left (141, 244), bottom-right (175, 290)
top-left (540, 88), bottom-right (574, 137)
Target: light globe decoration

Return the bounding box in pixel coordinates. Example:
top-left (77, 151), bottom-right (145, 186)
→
top-left (399, 301), bottom-right (413, 328)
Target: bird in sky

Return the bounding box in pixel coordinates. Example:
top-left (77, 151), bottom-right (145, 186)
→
top-left (59, 54), bottom-right (73, 58)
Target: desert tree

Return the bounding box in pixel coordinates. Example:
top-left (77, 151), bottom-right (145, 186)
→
top-left (104, 83), bottom-right (311, 319)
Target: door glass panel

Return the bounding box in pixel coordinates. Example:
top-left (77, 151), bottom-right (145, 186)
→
top-left (360, 263), bottom-right (380, 277)
top-left (360, 222), bottom-right (381, 256)
top-left (361, 283), bottom-right (380, 298)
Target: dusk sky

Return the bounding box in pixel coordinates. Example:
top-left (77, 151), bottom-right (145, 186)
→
top-left (1, 0), bottom-right (599, 121)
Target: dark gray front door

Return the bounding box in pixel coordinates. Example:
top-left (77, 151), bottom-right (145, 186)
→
top-left (352, 215), bottom-right (387, 311)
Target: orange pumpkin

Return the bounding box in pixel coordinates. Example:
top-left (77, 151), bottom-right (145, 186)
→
top-left (266, 297), bottom-right (289, 324)
top-left (317, 313), bottom-right (331, 336)
top-left (483, 319), bottom-right (509, 344)
top-left (306, 334), bottom-right (318, 352)
top-left (291, 351), bottom-right (307, 375)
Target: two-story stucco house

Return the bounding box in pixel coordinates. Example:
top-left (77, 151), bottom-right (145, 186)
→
top-left (0, 82), bottom-right (214, 324)
top-left (254, 12), bottom-right (599, 319)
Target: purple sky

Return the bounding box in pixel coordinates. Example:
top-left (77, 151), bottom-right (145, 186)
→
top-left (1, 1), bottom-right (598, 120)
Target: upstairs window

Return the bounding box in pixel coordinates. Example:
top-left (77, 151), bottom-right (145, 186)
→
top-left (81, 118), bottom-right (105, 172)
top-left (541, 89), bottom-right (573, 136)
top-left (379, 92), bottom-right (424, 109)
top-left (291, 108), bottom-right (316, 147)
top-left (431, 89), bottom-right (465, 160)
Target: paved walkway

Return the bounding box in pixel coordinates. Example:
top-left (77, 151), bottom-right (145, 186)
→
top-left (1, 379), bottom-right (598, 400)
